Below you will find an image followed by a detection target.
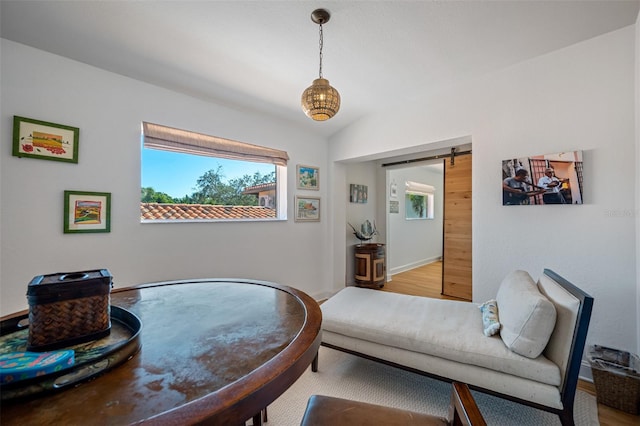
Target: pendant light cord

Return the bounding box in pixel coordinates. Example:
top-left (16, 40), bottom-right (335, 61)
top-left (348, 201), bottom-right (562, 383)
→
top-left (318, 23), bottom-right (324, 78)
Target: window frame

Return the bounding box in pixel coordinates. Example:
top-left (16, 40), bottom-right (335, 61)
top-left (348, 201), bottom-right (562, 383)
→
top-left (141, 122), bottom-right (288, 223)
top-left (405, 181), bottom-right (435, 220)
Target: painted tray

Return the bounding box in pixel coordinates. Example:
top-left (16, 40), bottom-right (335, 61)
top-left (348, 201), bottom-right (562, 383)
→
top-left (1, 349), bottom-right (76, 384)
top-left (0, 306), bottom-right (141, 401)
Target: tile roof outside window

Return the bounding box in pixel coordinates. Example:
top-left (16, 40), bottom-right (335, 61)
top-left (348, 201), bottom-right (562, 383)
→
top-left (242, 182), bottom-right (276, 195)
top-left (141, 203), bottom-right (276, 221)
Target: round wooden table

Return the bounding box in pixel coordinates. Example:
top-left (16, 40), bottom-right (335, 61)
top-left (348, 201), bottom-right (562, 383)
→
top-left (1, 279), bottom-right (322, 425)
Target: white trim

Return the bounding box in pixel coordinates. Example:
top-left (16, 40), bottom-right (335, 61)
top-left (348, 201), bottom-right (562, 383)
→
top-left (405, 180), bottom-right (435, 194)
top-left (388, 257), bottom-right (442, 276)
top-left (579, 360), bottom-right (593, 382)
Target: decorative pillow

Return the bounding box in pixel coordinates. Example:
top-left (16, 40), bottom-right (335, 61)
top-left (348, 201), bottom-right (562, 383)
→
top-left (496, 270), bottom-right (557, 358)
top-left (479, 299), bottom-right (501, 336)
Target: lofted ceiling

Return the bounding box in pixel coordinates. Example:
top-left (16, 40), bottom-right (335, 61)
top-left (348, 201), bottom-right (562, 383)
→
top-left (2, 1), bottom-right (638, 138)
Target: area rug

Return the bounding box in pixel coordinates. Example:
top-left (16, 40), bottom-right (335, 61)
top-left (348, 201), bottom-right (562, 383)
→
top-left (266, 346), bottom-right (599, 425)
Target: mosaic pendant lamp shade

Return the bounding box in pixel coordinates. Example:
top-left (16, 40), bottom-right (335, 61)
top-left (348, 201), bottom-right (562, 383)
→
top-left (301, 9), bottom-right (340, 121)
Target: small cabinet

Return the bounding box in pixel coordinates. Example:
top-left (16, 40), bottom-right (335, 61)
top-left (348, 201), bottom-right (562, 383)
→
top-left (354, 243), bottom-right (386, 288)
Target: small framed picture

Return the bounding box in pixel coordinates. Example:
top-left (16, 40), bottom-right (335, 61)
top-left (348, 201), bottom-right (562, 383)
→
top-left (295, 196), bottom-right (320, 222)
top-left (390, 183), bottom-right (398, 199)
top-left (350, 184), bottom-right (368, 204)
top-left (64, 190), bottom-right (111, 233)
top-left (13, 116), bottom-right (79, 163)
top-left (297, 165), bottom-right (319, 190)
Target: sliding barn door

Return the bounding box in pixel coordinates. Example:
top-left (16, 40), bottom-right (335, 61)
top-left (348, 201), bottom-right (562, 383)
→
top-left (442, 153), bottom-right (472, 300)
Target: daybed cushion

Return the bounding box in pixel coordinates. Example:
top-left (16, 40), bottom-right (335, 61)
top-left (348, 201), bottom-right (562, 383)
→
top-left (321, 286), bottom-right (561, 386)
top-left (496, 270), bottom-right (557, 358)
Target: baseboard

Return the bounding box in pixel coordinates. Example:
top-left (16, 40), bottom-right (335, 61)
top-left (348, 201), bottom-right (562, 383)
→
top-left (579, 360), bottom-right (593, 382)
top-left (314, 285), bottom-right (363, 303)
top-left (389, 257), bottom-right (442, 277)
top-left (313, 291), bottom-right (338, 302)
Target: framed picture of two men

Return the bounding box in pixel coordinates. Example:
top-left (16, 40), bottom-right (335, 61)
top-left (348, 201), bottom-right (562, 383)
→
top-left (502, 151), bottom-right (583, 206)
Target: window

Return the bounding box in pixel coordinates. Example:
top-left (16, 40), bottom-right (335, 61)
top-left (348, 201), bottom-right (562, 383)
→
top-left (405, 181), bottom-right (435, 220)
top-left (141, 122), bottom-right (288, 222)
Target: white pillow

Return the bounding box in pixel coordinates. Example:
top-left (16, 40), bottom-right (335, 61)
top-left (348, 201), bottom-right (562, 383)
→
top-left (496, 270), bottom-right (557, 358)
top-left (479, 299), bottom-right (501, 336)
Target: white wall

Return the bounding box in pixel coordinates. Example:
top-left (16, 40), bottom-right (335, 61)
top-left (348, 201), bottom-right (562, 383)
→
top-left (636, 11), bottom-right (640, 355)
top-left (330, 26), bottom-right (638, 355)
top-left (344, 162), bottom-right (378, 285)
top-left (387, 165), bottom-right (443, 275)
top-left (0, 39), bottom-right (331, 315)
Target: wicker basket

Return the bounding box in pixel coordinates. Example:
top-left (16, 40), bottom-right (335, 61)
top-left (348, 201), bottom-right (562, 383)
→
top-left (589, 345), bottom-right (640, 414)
top-left (27, 270), bottom-right (112, 351)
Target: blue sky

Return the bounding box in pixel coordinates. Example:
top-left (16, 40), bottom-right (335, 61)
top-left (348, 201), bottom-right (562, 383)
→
top-left (141, 149), bottom-right (275, 198)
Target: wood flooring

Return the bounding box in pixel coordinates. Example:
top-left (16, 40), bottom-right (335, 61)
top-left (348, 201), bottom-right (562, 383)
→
top-left (385, 262), bottom-right (639, 426)
top-left (383, 260), bottom-right (450, 299)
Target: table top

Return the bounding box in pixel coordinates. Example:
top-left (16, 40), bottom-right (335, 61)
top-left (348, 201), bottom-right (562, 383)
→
top-left (1, 279), bottom-right (322, 425)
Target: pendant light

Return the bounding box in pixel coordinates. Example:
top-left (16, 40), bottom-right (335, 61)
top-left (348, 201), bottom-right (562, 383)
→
top-left (301, 9), bottom-right (340, 121)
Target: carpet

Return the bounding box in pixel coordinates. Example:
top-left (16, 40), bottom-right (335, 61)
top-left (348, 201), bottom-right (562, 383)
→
top-left (266, 346), bottom-right (599, 425)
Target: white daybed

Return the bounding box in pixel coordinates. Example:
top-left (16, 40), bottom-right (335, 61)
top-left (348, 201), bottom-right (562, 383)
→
top-left (314, 269), bottom-right (593, 426)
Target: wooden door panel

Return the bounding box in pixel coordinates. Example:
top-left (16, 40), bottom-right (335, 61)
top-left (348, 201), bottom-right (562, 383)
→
top-left (443, 209), bottom-right (473, 222)
top-left (443, 238), bottom-right (471, 255)
top-left (442, 154), bottom-right (472, 300)
top-left (444, 191), bottom-right (472, 201)
top-left (444, 218), bottom-right (471, 233)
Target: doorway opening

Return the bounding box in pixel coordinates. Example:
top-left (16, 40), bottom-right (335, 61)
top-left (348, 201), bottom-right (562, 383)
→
top-left (341, 137), bottom-right (472, 301)
top-left (381, 144), bottom-right (472, 301)
top-left (384, 161), bottom-right (445, 298)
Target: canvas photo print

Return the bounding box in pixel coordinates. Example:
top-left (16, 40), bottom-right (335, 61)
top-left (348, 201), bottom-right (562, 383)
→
top-left (502, 151), bottom-right (583, 206)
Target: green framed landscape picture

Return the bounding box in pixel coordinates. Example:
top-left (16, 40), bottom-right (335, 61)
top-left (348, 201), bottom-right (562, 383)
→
top-left (64, 190), bottom-right (111, 233)
top-left (13, 116), bottom-right (79, 163)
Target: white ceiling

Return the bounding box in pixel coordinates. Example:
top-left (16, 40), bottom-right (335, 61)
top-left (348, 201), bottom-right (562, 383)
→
top-left (2, 1), bottom-right (638, 138)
